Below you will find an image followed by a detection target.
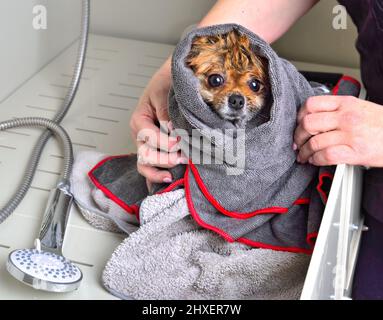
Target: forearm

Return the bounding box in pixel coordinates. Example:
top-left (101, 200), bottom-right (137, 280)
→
top-left (159, 0), bottom-right (318, 75)
top-left (198, 0), bottom-right (319, 44)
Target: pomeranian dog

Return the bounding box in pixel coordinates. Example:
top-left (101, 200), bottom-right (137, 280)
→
top-left (186, 29), bottom-right (270, 127)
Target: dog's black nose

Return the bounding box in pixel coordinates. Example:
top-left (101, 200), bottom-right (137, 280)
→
top-left (228, 94), bottom-right (245, 110)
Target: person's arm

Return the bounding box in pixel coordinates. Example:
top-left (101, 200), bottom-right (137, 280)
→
top-left (130, 0), bottom-right (319, 184)
top-left (198, 0), bottom-right (319, 44)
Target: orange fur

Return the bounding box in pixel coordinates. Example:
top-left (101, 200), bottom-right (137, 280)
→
top-left (186, 30), bottom-right (269, 124)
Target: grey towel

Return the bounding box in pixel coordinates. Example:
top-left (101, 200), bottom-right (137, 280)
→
top-left (102, 189), bottom-right (311, 300)
top-left (89, 24), bottom-right (336, 254)
top-left (71, 159), bottom-right (310, 300)
top-left (70, 151), bottom-right (140, 234)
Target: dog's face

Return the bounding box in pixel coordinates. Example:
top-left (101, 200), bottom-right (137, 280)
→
top-left (186, 30), bottom-right (270, 126)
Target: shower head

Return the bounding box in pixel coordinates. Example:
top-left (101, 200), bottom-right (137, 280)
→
top-left (5, 181), bottom-right (83, 293)
top-left (6, 247), bottom-right (82, 292)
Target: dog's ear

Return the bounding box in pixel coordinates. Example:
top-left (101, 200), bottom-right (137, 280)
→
top-left (186, 35), bottom-right (222, 68)
top-left (193, 35), bottom-right (221, 46)
top-left (225, 29), bottom-right (247, 46)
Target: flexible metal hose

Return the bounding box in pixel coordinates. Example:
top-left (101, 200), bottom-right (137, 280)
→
top-left (0, 118), bottom-right (73, 179)
top-left (0, 0), bottom-right (90, 223)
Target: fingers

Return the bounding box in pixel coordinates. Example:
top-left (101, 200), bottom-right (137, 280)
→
top-left (128, 62), bottom-right (177, 183)
top-left (134, 116), bottom-right (179, 152)
top-left (297, 95), bottom-right (343, 123)
top-left (137, 143), bottom-right (188, 168)
top-left (297, 130), bottom-right (347, 163)
top-left (137, 163), bottom-right (173, 184)
top-left (294, 111), bottom-right (339, 148)
top-left (309, 145), bottom-right (355, 166)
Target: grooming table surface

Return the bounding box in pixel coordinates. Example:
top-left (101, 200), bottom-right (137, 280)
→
top-left (0, 34), bottom-right (361, 299)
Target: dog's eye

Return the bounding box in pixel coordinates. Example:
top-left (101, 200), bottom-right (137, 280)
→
top-left (208, 74), bottom-right (225, 88)
top-left (249, 79), bottom-right (261, 92)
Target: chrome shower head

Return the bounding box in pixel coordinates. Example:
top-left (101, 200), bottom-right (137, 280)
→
top-left (6, 247), bottom-right (82, 293)
top-left (6, 180), bottom-right (83, 293)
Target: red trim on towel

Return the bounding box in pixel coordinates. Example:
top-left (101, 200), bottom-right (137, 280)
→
top-left (157, 178), bottom-right (185, 194)
top-left (188, 161), bottom-right (291, 219)
top-left (184, 165), bottom-right (234, 243)
top-left (188, 161), bottom-right (310, 218)
top-left (184, 165), bottom-right (314, 254)
top-left (316, 172), bottom-right (334, 204)
top-left (237, 238), bottom-right (313, 255)
top-left (294, 198), bottom-right (310, 205)
top-left (88, 154), bottom-right (140, 217)
top-left (332, 75), bottom-right (361, 95)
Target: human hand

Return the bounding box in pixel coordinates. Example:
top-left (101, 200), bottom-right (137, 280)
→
top-left (129, 59), bottom-right (188, 185)
top-left (294, 95), bottom-right (383, 168)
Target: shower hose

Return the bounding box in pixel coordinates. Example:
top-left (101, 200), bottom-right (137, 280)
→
top-left (0, 0), bottom-right (90, 224)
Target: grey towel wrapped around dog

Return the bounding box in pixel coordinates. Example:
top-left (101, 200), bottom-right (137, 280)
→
top-left (89, 23), bottom-right (335, 254)
top-left (71, 24), bottom-right (361, 300)
top-left (71, 151), bottom-right (311, 300)
top-left (168, 23), bottom-right (325, 253)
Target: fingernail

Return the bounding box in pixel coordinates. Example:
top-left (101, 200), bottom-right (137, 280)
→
top-left (308, 157), bottom-right (313, 164)
top-left (293, 143), bottom-right (297, 151)
top-left (297, 155), bottom-right (301, 163)
top-left (163, 177), bottom-right (172, 183)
